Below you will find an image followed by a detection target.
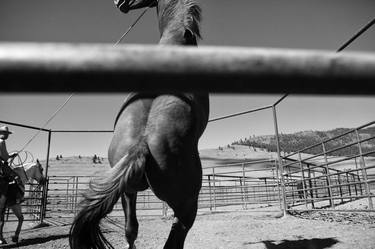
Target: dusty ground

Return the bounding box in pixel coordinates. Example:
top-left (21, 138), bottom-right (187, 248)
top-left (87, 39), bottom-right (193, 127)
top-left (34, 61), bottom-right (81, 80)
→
top-left (1, 205), bottom-right (374, 249)
top-left (2, 147), bottom-right (372, 248)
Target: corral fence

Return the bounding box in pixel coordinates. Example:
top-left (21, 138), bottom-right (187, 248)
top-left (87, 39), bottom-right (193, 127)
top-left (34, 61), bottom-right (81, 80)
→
top-left (282, 121), bottom-right (375, 212)
top-left (5, 182), bottom-right (45, 223)
top-left (44, 158), bottom-right (280, 219)
top-left (1, 43), bottom-right (375, 222)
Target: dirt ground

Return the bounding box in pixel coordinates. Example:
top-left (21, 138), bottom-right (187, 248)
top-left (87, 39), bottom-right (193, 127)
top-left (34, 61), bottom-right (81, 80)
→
top-left (1, 204), bottom-right (374, 249)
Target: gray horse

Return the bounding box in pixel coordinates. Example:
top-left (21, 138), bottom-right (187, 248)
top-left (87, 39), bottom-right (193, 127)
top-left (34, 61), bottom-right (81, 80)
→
top-left (69, 1), bottom-right (209, 249)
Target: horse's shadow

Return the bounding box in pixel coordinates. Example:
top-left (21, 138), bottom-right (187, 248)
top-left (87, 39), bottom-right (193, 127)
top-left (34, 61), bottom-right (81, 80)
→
top-left (261, 238), bottom-right (339, 249)
top-left (0, 234), bottom-right (69, 248)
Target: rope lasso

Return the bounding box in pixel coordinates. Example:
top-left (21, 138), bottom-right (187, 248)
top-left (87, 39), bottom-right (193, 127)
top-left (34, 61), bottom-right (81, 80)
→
top-left (9, 151), bottom-right (34, 167)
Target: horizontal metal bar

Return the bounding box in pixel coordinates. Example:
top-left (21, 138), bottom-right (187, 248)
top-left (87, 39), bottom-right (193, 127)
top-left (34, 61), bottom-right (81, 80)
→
top-left (286, 121), bottom-right (375, 158)
top-left (0, 120), bottom-right (50, 132)
top-left (288, 208), bottom-right (375, 213)
top-left (208, 105), bottom-right (272, 122)
top-left (52, 130), bottom-right (114, 133)
top-left (1, 43), bottom-right (375, 94)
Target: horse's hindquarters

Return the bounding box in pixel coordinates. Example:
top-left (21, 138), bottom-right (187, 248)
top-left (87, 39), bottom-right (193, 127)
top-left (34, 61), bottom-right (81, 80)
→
top-left (144, 95), bottom-right (203, 203)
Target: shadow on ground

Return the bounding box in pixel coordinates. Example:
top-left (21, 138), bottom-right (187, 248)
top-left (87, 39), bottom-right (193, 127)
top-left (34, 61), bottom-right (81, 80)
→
top-left (0, 234), bottom-right (69, 248)
top-left (261, 238), bottom-right (339, 249)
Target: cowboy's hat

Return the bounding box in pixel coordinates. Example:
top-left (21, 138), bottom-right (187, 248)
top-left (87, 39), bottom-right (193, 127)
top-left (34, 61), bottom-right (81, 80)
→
top-left (0, 126), bottom-right (13, 134)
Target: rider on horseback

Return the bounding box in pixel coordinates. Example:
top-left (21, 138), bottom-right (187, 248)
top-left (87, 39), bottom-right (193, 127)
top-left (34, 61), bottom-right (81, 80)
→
top-left (0, 126), bottom-right (23, 205)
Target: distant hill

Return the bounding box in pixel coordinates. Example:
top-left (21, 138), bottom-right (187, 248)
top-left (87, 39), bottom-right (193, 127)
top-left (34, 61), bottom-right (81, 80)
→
top-left (38, 126), bottom-right (375, 177)
top-left (41, 145), bottom-right (276, 177)
top-left (232, 127), bottom-right (375, 157)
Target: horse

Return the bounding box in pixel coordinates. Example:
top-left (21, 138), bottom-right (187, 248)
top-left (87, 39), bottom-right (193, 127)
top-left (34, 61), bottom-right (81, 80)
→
top-left (69, 1), bottom-right (209, 249)
top-left (0, 159), bottom-right (46, 244)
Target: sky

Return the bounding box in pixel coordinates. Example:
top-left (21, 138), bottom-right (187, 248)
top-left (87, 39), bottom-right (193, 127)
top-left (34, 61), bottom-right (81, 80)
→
top-left (0, 0), bottom-right (375, 160)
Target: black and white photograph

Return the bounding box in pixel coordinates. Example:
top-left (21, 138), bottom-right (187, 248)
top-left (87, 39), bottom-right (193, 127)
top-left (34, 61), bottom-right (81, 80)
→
top-left (0, 0), bottom-right (375, 248)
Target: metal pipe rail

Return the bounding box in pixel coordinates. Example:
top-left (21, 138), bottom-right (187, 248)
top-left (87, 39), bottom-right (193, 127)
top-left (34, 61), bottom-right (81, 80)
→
top-left (285, 149), bottom-right (375, 176)
top-left (285, 121), bottom-right (375, 159)
top-left (1, 43), bottom-right (375, 94)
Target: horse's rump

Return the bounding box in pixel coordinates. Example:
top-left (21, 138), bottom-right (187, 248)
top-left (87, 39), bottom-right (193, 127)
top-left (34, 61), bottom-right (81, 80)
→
top-left (114, 92), bottom-right (209, 136)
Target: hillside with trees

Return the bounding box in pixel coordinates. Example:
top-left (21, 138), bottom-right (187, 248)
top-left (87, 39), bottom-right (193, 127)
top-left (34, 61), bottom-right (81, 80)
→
top-left (232, 127), bottom-right (375, 157)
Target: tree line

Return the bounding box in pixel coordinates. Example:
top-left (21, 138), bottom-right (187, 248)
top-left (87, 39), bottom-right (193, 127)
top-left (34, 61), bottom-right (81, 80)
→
top-left (232, 127), bottom-right (375, 157)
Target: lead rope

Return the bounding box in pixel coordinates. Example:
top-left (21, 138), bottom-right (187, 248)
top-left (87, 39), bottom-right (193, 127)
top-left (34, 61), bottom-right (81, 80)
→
top-left (13, 4), bottom-right (155, 155)
top-left (336, 17), bottom-right (375, 52)
top-left (115, 6), bottom-right (152, 45)
top-left (114, 0), bottom-right (158, 45)
top-left (17, 93), bottom-right (75, 154)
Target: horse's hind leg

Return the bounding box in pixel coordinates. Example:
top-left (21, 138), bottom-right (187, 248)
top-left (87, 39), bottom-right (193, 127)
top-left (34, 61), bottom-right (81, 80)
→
top-left (10, 204), bottom-right (23, 243)
top-left (121, 192), bottom-right (139, 249)
top-left (163, 198), bottom-right (198, 249)
top-left (0, 195), bottom-right (7, 244)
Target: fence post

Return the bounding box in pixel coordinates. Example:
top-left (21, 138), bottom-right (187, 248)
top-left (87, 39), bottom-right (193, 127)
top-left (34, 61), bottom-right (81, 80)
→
top-left (239, 178), bottom-right (244, 209)
top-left (40, 178), bottom-right (49, 224)
top-left (40, 130), bottom-right (52, 223)
top-left (212, 167), bottom-right (216, 210)
top-left (298, 152), bottom-right (308, 207)
top-left (352, 174), bottom-right (358, 197)
top-left (272, 164), bottom-right (281, 203)
top-left (162, 202), bottom-right (168, 218)
top-left (322, 142), bottom-right (335, 208)
top-left (66, 178), bottom-right (70, 210)
top-left (358, 174), bottom-right (363, 196)
top-left (354, 157), bottom-right (363, 196)
top-left (345, 172), bottom-right (353, 201)
top-left (208, 175), bottom-right (212, 211)
top-left (74, 176), bottom-right (79, 214)
top-left (272, 105), bottom-right (287, 216)
top-left (337, 173), bottom-right (344, 204)
top-left (264, 178), bottom-right (269, 206)
top-left (242, 163), bottom-right (247, 209)
top-left (306, 165), bottom-right (315, 209)
top-left (355, 129), bottom-right (373, 210)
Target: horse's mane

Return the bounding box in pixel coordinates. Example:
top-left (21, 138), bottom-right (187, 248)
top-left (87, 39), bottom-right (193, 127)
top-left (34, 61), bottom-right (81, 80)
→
top-left (160, 0), bottom-right (202, 39)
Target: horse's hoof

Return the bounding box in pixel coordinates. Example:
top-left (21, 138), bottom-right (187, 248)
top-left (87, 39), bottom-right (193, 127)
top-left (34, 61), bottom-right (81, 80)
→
top-left (125, 243), bottom-right (136, 249)
top-left (0, 238), bottom-right (7, 245)
top-left (11, 235), bottom-right (19, 243)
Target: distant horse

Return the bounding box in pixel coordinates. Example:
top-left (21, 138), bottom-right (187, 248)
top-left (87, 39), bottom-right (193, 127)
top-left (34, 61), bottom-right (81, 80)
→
top-left (69, 0), bottom-right (209, 249)
top-left (0, 159), bottom-right (46, 244)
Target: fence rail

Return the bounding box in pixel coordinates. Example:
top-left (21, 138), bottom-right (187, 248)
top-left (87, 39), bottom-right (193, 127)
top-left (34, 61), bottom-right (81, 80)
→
top-left (5, 183), bottom-right (44, 222)
top-left (42, 120), bottom-right (375, 220)
top-left (1, 43), bottom-right (375, 94)
top-left (5, 123), bottom-right (375, 224)
top-left (44, 159), bottom-right (280, 219)
top-left (282, 122), bottom-right (375, 211)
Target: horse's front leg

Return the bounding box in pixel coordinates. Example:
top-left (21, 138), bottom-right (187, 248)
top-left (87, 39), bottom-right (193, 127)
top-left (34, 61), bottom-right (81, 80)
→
top-left (121, 192), bottom-right (139, 249)
top-left (0, 195), bottom-right (7, 244)
top-left (10, 204), bottom-right (23, 243)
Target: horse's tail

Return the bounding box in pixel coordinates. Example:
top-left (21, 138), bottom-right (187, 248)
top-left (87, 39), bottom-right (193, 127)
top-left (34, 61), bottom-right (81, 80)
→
top-left (69, 138), bottom-right (149, 249)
